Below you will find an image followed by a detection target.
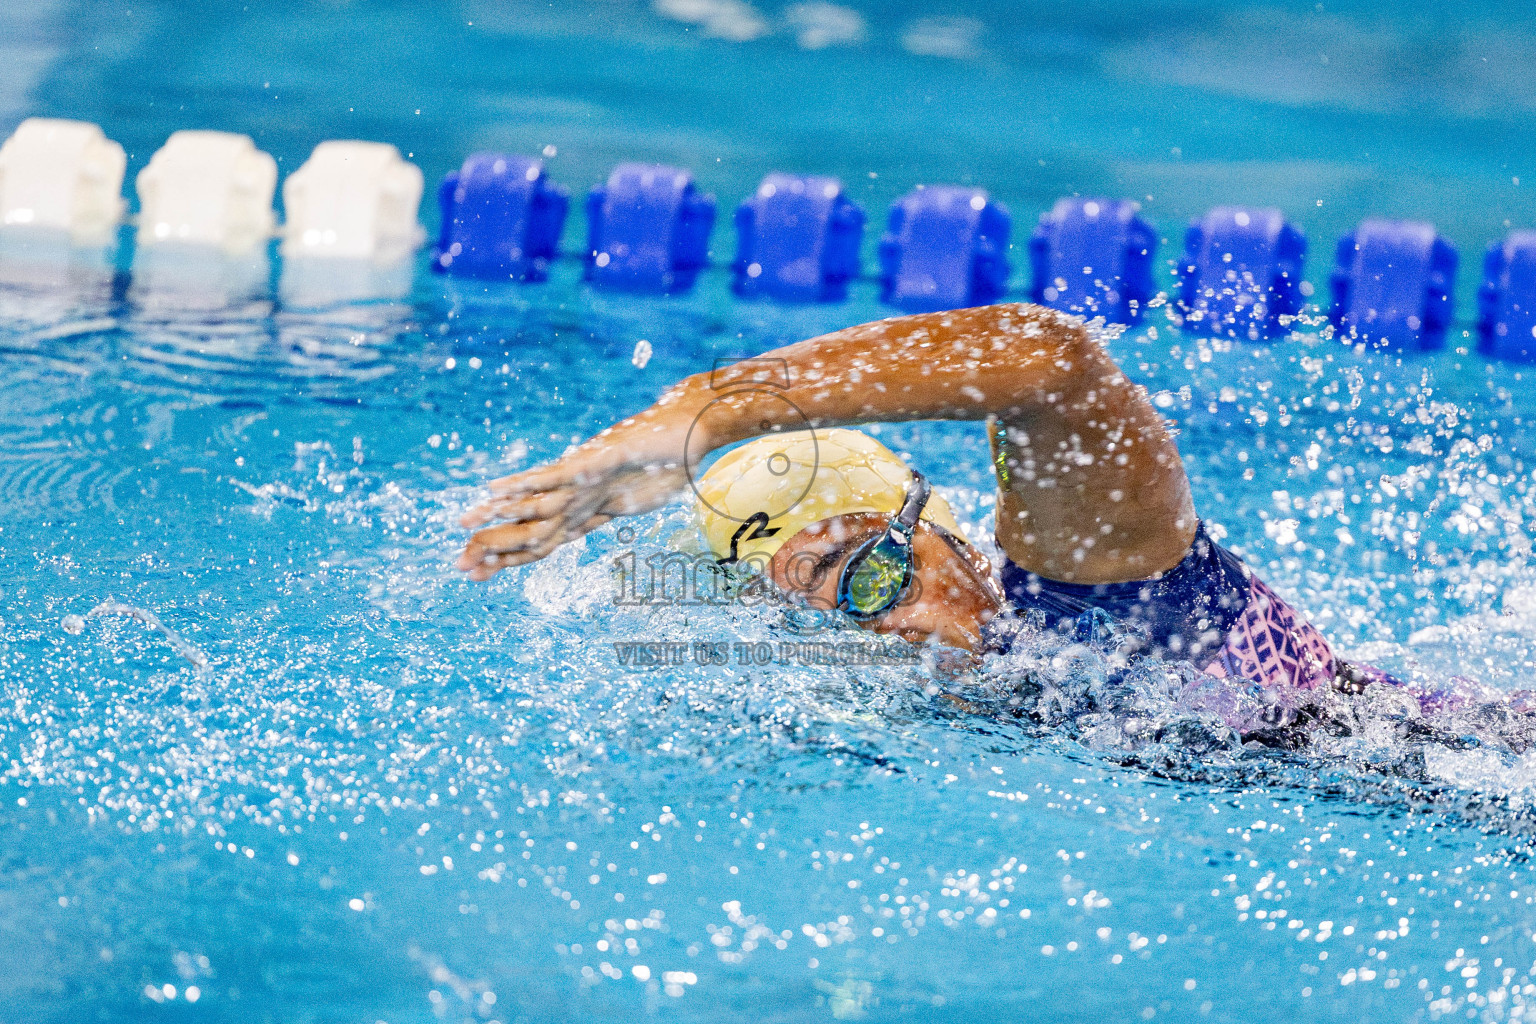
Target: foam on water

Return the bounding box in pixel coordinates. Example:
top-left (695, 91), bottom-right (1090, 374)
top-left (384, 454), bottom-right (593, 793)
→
top-left (60, 598), bottom-right (210, 669)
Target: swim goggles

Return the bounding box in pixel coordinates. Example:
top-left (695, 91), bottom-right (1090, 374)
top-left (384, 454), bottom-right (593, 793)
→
top-left (836, 472), bottom-right (932, 619)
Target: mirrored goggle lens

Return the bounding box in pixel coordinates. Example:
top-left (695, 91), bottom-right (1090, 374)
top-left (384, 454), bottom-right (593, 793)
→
top-left (841, 538), bottom-right (911, 616)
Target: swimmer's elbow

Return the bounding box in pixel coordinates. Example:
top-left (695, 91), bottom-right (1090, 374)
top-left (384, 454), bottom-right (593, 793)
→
top-left (1040, 319), bottom-right (1106, 378)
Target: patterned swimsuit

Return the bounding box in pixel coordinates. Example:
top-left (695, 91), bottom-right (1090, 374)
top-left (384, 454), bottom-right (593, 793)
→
top-left (998, 523), bottom-right (1356, 693)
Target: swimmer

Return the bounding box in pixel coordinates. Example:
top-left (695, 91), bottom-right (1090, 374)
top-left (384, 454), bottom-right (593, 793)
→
top-left (454, 303), bottom-right (1456, 726)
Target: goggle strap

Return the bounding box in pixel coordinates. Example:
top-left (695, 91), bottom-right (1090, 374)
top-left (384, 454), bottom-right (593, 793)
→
top-left (892, 471), bottom-right (931, 537)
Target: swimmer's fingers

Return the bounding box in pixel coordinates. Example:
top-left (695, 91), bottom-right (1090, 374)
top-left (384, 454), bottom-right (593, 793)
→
top-left (460, 487), bottom-right (578, 529)
top-left (459, 483), bottom-right (614, 570)
top-left (485, 463), bottom-right (584, 498)
top-left (457, 467), bottom-right (687, 577)
top-left (458, 519), bottom-right (567, 577)
top-left (458, 512), bottom-right (612, 579)
top-left (464, 453), bottom-right (655, 527)
top-left (483, 445), bottom-right (633, 499)
top-left (464, 461), bottom-right (686, 529)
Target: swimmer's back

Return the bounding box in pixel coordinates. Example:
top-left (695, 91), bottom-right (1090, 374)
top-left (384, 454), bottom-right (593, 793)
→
top-left (996, 522), bottom-right (1340, 692)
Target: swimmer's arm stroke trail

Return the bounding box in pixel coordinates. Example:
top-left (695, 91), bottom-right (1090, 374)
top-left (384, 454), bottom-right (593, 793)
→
top-left (459, 302), bottom-right (1196, 583)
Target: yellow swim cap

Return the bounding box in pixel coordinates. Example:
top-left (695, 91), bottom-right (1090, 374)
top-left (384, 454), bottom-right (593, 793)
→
top-left (693, 428), bottom-right (963, 565)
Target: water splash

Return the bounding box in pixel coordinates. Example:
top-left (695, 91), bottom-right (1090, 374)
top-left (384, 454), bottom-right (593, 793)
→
top-left (61, 599), bottom-right (211, 671)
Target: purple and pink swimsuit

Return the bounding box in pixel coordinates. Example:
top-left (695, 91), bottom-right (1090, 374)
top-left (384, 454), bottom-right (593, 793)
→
top-left (999, 523), bottom-right (1371, 694)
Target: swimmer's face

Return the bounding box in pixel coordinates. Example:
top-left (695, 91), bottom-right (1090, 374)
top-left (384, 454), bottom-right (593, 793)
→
top-left (767, 513), bottom-right (1003, 652)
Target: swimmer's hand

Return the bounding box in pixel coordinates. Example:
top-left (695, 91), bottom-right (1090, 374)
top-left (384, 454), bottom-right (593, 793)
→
top-left (456, 420), bottom-right (689, 580)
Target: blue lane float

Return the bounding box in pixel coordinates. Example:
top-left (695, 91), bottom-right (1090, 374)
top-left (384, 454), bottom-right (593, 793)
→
top-left (432, 153), bottom-right (568, 281)
top-left (1478, 232), bottom-right (1536, 361)
top-left (585, 163), bottom-right (715, 293)
top-left (878, 186), bottom-right (1009, 313)
top-left (1029, 197), bottom-right (1155, 324)
top-left (1178, 206), bottom-right (1305, 341)
top-left (1330, 218), bottom-right (1457, 351)
top-left (14, 118), bottom-right (1536, 358)
top-left (731, 173), bottom-right (863, 303)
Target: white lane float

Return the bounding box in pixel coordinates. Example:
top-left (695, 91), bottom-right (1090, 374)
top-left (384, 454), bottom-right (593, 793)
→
top-left (278, 141), bottom-right (423, 306)
top-left (0, 118), bottom-right (126, 244)
top-left (136, 130), bottom-right (277, 254)
top-left (281, 141), bottom-right (423, 263)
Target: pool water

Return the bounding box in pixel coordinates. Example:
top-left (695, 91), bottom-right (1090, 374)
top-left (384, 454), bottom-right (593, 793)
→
top-left (8, 1), bottom-right (1536, 1021)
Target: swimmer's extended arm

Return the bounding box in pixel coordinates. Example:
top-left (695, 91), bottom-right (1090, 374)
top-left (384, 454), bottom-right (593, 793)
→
top-left (459, 302), bottom-right (1195, 582)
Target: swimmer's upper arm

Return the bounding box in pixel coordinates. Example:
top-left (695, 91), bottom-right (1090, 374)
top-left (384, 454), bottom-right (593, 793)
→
top-left (697, 304), bottom-right (1198, 583)
top-left (459, 302), bottom-right (1195, 578)
top-left (985, 328), bottom-right (1197, 584)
